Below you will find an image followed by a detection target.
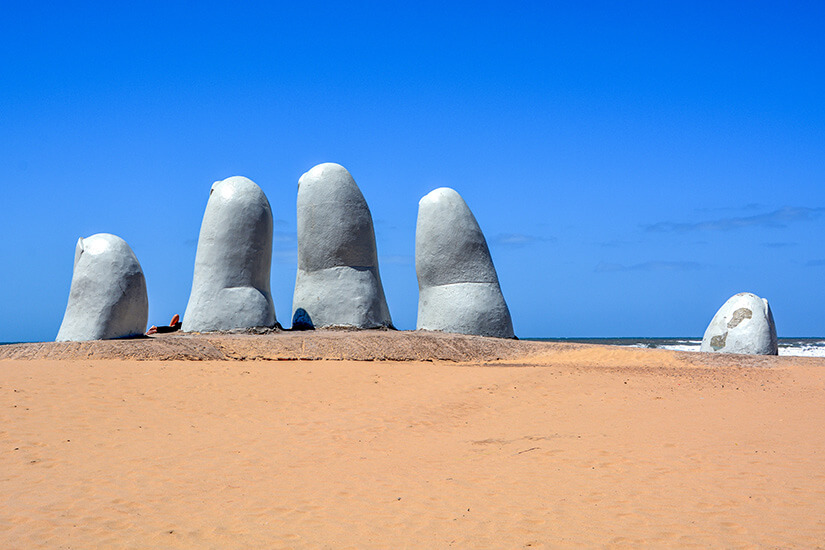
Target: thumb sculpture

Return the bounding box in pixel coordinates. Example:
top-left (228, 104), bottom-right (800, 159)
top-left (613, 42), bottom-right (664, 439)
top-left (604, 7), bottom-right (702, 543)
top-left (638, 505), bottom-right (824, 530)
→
top-left (415, 187), bottom-right (514, 338)
top-left (56, 233), bottom-right (148, 341)
top-left (700, 292), bottom-right (778, 355)
top-left (182, 176), bottom-right (277, 332)
top-left (292, 162), bottom-right (392, 329)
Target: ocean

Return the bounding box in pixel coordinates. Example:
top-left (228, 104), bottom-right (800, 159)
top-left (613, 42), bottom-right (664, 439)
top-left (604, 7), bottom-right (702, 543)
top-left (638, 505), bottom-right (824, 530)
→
top-left (526, 337), bottom-right (825, 357)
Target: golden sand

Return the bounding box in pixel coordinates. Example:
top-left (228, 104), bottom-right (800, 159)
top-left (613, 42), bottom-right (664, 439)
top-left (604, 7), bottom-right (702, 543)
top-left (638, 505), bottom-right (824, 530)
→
top-left (1, 332), bottom-right (824, 548)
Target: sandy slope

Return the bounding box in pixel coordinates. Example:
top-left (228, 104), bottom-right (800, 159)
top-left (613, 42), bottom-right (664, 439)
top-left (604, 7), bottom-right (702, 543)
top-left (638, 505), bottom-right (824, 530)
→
top-left (1, 332), bottom-right (824, 548)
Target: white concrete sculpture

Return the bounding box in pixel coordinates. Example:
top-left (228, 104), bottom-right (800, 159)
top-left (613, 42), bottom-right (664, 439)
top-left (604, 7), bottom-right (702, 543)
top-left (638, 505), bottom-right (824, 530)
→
top-left (56, 233), bottom-right (148, 341)
top-left (182, 176), bottom-right (277, 332)
top-left (700, 292), bottom-right (778, 355)
top-left (292, 163), bottom-right (392, 329)
top-left (415, 187), bottom-right (514, 338)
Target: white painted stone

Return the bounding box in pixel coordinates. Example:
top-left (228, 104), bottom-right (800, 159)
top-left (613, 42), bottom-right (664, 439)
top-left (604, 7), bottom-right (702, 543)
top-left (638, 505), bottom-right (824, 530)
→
top-left (700, 292), bottom-right (778, 355)
top-left (415, 187), bottom-right (514, 338)
top-left (56, 233), bottom-right (148, 341)
top-left (182, 176), bottom-right (276, 332)
top-left (292, 163), bottom-right (392, 329)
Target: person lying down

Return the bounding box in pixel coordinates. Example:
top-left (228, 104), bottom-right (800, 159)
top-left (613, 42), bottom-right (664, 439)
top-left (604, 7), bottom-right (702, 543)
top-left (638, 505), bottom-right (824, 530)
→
top-left (146, 314), bottom-right (181, 335)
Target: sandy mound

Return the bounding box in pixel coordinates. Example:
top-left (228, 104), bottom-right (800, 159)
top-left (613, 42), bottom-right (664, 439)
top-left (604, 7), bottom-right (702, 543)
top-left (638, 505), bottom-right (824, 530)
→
top-left (1, 330), bottom-right (820, 370)
top-left (0, 330), bottom-right (561, 362)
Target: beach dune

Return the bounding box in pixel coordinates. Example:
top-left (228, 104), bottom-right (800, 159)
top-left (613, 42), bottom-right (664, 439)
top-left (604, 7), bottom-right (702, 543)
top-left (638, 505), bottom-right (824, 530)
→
top-left (1, 331), bottom-right (824, 548)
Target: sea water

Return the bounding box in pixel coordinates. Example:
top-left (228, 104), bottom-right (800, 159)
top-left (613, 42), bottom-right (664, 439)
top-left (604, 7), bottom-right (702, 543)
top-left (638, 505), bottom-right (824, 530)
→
top-left (526, 338), bottom-right (825, 357)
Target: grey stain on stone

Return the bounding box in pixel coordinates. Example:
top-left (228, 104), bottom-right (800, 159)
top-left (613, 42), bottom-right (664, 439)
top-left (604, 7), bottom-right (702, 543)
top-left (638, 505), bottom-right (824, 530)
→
top-left (700, 292), bottom-right (777, 355)
top-left (727, 308), bottom-right (752, 328)
top-left (710, 331), bottom-right (727, 350)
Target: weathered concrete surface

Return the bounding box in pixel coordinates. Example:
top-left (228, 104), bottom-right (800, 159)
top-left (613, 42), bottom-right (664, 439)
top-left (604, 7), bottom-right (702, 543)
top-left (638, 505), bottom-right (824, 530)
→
top-left (56, 233), bottom-right (148, 341)
top-left (292, 163), bottom-right (392, 329)
top-left (416, 187), bottom-right (514, 338)
top-left (700, 292), bottom-right (778, 355)
top-left (182, 176), bottom-right (276, 332)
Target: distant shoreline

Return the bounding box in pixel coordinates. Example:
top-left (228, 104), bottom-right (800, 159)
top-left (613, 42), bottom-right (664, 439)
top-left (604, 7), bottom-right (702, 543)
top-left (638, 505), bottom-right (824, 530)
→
top-left (4, 335), bottom-right (825, 348)
top-left (524, 336), bottom-right (825, 358)
top-left (523, 336), bottom-right (825, 341)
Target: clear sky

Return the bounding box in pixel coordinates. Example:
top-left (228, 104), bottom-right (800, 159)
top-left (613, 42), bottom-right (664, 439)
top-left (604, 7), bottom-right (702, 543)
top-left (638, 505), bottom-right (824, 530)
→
top-left (2, 2), bottom-right (824, 342)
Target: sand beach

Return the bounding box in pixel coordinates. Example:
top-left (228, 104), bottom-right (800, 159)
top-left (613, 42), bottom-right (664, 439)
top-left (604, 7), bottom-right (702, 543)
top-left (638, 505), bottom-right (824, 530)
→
top-left (1, 331), bottom-right (824, 548)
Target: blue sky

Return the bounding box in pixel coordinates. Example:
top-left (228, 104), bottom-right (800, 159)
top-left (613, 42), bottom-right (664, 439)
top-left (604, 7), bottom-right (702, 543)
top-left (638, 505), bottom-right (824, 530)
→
top-left (2, 2), bottom-right (824, 342)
